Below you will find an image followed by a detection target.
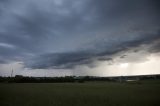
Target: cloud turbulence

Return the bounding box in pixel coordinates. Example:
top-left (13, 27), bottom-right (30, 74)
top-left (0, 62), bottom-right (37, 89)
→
top-left (0, 0), bottom-right (160, 76)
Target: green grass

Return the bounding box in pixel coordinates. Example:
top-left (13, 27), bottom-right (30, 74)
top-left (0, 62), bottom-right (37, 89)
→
top-left (0, 80), bottom-right (160, 106)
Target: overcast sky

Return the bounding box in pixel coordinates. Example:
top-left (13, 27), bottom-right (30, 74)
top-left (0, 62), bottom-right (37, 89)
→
top-left (0, 0), bottom-right (160, 77)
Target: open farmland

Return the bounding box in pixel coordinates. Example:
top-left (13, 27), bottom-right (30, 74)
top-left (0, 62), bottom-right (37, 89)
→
top-left (0, 80), bottom-right (160, 106)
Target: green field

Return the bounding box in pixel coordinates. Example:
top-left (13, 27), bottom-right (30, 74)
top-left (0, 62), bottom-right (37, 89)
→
top-left (0, 80), bottom-right (160, 106)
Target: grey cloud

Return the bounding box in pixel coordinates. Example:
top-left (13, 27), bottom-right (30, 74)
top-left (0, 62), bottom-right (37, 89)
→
top-left (0, 0), bottom-right (160, 70)
top-left (148, 40), bottom-right (160, 53)
top-left (25, 52), bottom-right (93, 69)
top-left (120, 55), bottom-right (127, 59)
top-left (26, 30), bottom-right (160, 69)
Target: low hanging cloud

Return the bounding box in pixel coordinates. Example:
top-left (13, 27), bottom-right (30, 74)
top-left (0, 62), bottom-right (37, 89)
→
top-left (0, 0), bottom-right (160, 72)
top-left (26, 31), bottom-right (160, 69)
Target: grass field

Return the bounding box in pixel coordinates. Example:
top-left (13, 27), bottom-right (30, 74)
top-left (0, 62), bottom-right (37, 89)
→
top-left (0, 80), bottom-right (160, 106)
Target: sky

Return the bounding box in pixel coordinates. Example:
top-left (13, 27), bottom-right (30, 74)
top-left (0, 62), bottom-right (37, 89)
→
top-left (0, 0), bottom-right (160, 77)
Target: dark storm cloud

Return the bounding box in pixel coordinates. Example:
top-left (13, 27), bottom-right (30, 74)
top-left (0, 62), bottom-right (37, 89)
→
top-left (0, 0), bottom-right (160, 69)
top-left (26, 30), bottom-right (160, 69)
top-left (25, 52), bottom-right (94, 69)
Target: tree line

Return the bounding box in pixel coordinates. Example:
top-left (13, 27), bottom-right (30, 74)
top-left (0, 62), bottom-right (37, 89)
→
top-left (0, 74), bottom-right (160, 83)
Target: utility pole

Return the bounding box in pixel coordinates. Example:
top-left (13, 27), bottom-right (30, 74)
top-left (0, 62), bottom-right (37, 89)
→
top-left (11, 69), bottom-right (13, 77)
